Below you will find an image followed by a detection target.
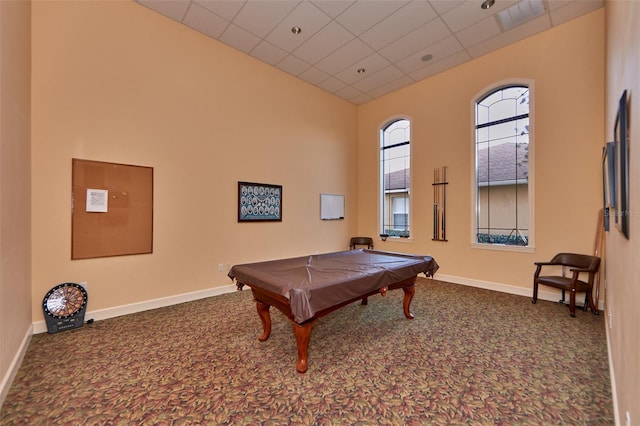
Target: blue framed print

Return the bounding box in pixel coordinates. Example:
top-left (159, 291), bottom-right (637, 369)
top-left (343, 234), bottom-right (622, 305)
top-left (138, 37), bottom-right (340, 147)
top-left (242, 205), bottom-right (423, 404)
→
top-left (238, 181), bottom-right (282, 222)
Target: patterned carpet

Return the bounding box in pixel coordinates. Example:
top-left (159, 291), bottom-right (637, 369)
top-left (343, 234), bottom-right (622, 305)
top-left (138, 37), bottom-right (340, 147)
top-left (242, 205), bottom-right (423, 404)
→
top-left (1, 279), bottom-right (613, 425)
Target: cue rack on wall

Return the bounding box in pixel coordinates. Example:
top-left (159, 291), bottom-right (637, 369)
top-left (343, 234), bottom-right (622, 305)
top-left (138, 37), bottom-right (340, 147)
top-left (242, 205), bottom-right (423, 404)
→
top-left (432, 166), bottom-right (448, 242)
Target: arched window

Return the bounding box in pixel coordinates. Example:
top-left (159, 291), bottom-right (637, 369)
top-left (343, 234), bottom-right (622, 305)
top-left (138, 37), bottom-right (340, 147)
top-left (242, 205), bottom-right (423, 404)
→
top-left (380, 119), bottom-right (411, 238)
top-left (473, 84), bottom-right (534, 249)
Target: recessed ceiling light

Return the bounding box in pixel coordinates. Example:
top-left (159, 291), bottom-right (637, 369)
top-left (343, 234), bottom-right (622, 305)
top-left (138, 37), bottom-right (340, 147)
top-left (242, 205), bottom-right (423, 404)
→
top-left (421, 54), bottom-right (433, 62)
top-left (481, 0), bottom-right (495, 9)
top-left (357, 68), bottom-right (366, 75)
top-left (291, 26), bottom-right (301, 35)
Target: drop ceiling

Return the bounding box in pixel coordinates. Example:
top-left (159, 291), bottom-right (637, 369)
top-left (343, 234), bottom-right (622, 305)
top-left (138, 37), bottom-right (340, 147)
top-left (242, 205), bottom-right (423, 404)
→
top-left (134, 0), bottom-right (603, 105)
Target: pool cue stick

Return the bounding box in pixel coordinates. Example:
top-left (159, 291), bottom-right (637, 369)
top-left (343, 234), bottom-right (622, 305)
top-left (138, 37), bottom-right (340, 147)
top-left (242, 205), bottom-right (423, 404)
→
top-left (433, 168), bottom-right (437, 239)
top-left (442, 166), bottom-right (447, 240)
top-left (436, 168), bottom-right (441, 239)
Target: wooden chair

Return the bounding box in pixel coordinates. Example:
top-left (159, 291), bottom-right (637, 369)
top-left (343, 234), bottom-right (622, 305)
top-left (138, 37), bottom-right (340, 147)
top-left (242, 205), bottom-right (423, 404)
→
top-left (532, 253), bottom-right (601, 317)
top-left (349, 237), bottom-right (373, 250)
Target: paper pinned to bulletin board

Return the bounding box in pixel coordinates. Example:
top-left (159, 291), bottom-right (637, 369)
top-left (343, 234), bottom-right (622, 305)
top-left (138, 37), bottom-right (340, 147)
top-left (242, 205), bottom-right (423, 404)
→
top-left (320, 193), bottom-right (344, 220)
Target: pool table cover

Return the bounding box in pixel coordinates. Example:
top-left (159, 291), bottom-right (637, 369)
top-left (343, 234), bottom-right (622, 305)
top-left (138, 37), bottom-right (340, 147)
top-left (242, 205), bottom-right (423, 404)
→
top-left (228, 249), bottom-right (439, 323)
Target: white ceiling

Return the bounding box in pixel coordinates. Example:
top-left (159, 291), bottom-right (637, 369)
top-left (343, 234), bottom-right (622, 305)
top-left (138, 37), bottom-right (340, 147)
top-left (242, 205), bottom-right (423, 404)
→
top-left (134, 0), bottom-right (603, 105)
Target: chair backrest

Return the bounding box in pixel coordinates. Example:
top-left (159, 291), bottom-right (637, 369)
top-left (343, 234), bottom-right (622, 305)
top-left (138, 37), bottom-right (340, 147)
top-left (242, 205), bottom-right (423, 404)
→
top-left (551, 253), bottom-right (601, 273)
top-left (350, 237), bottom-right (373, 250)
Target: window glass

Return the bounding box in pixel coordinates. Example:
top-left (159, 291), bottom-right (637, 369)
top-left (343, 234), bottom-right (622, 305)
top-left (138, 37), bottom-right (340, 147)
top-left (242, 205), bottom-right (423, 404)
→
top-left (381, 119), bottom-right (410, 238)
top-left (474, 86), bottom-right (530, 247)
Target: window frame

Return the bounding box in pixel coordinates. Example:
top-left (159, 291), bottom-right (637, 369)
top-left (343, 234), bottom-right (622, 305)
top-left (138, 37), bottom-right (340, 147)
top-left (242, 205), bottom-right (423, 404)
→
top-left (379, 117), bottom-right (412, 241)
top-left (470, 80), bottom-right (535, 253)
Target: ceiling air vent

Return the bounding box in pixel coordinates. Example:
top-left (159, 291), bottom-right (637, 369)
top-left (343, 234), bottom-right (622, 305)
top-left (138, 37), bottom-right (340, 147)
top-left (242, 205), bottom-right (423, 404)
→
top-left (496, 0), bottom-right (546, 31)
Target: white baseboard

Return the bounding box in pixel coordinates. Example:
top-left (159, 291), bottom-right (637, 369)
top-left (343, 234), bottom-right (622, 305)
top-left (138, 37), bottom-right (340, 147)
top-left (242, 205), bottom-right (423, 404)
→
top-left (3, 276), bottom-right (609, 412)
top-left (0, 325), bottom-right (32, 409)
top-left (435, 273), bottom-right (606, 311)
top-left (32, 283), bottom-right (240, 334)
top-left (30, 276), bottom-right (605, 334)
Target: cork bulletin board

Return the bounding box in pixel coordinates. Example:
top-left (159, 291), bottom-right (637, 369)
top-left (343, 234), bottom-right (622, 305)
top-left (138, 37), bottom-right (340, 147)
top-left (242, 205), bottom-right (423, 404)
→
top-left (72, 159), bottom-right (153, 259)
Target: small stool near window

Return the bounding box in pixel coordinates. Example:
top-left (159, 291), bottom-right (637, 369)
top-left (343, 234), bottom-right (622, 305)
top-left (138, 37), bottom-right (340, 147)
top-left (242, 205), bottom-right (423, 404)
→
top-left (349, 237), bottom-right (373, 250)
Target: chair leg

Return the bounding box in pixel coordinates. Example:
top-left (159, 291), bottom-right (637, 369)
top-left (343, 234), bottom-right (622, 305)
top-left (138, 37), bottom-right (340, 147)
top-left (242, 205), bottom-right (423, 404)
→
top-left (559, 289), bottom-right (566, 304)
top-left (532, 282), bottom-right (538, 304)
top-left (569, 289), bottom-right (576, 317)
top-left (586, 291), bottom-right (599, 315)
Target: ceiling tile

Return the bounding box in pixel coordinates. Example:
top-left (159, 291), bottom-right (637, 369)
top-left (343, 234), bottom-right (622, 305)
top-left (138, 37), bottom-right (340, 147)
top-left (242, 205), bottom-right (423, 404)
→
top-left (317, 77), bottom-right (348, 93)
top-left (182, 2), bottom-right (229, 39)
top-left (298, 66), bottom-right (331, 85)
top-left (359, 0), bottom-right (439, 50)
top-left (427, 0), bottom-right (464, 15)
top-left (334, 0), bottom-right (408, 35)
top-left (138, 0), bottom-right (605, 104)
top-left (251, 41), bottom-right (288, 65)
top-left (194, 0), bottom-right (246, 21)
top-left (310, 0), bottom-right (355, 18)
top-left (549, 0), bottom-right (604, 26)
top-left (378, 17), bottom-right (451, 63)
top-left (334, 53), bottom-right (391, 85)
top-left (350, 93), bottom-right (374, 105)
top-left (219, 23), bottom-right (261, 53)
top-left (276, 54), bottom-right (312, 77)
top-left (466, 13), bottom-right (551, 58)
top-left (367, 75), bottom-right (415, 99)
top-left (547, 0), bottom-right (574, 11)
top-left (292, 21), bottom-right (354, 64)
top-left (456, 15), bottom-right (502, 49)
top-left (232, 0), bottom-right (299, 38)
top-left (335, 85), bottom-right (364, 100)
top-left (264, 2), bottom-right (333, 53)
top-left (395, 35), bottom-right (464, 74)
top-left (441, 0), bottom-right (518, 33)
top-left (353, 65), bottom-right (404, 92)
top-left (409, 50), bottom-right (471, 81)
top-left (136, 0), bottom-right (190, 22)
top-left (315, 38), bottom-right (373, 75)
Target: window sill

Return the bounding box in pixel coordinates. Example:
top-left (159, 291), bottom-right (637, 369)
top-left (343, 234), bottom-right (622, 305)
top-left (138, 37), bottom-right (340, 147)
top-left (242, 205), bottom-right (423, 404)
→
top-left (470, 242), bottom-right (534, 253)
top-left (379, 237), bottom-right (413, 243)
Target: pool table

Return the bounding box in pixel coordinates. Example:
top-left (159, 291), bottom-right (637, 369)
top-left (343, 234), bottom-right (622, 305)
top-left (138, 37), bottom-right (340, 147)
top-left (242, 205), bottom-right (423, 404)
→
top-left (228, 249), bottom-right (439, 373)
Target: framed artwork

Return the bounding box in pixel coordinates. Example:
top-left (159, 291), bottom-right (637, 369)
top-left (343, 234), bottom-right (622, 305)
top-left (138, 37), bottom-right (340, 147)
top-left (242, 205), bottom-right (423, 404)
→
top-left (238, 181), bottom-right (282, 222)
top-left (614, 90), bottom-right (630, 239)
top-left (602, 142), bottom-right (616, 231)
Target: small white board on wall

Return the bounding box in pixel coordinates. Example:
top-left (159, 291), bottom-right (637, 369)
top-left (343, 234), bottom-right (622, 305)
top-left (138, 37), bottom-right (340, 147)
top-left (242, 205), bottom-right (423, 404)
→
top-left (320, 193), bottom-right (344, 220)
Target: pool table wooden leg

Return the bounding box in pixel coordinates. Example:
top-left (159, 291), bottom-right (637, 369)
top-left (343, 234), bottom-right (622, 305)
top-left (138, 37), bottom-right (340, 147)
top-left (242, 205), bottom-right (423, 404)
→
top-left (402, 285), bottom-right (415, 319)
top-left (255, 301), bottom-right (272, 342)
top-left (292, 322), bottom-right (312, 373)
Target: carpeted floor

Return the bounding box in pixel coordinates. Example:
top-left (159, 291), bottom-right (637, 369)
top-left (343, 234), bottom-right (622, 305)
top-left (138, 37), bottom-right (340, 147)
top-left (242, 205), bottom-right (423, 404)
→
top-left (1, 278), bottom-right (613, 425)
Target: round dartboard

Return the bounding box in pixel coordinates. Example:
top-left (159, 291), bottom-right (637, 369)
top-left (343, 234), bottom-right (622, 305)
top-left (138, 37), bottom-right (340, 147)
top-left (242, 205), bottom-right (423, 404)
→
top-left (42, 283), bottom-right (88, 334)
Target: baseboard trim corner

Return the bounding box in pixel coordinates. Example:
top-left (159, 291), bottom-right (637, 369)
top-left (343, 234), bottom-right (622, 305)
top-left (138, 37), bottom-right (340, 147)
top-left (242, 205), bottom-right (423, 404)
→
top-left (32, 284), bottom-right (239, 335)
top-left (434, 273), bottom-right (605, 311)
top-left (0, 324), bottom-right (32, 409)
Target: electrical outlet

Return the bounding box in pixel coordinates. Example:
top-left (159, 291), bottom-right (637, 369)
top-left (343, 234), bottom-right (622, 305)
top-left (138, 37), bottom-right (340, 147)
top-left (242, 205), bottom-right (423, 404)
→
top-left (218, 263), bottom-right (224, 272)
top-left (608, 311), bottom-right (613, 329)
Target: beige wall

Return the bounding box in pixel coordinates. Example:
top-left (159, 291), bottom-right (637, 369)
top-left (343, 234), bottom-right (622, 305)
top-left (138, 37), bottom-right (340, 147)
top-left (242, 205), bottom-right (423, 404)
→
top-left (357, 10), bottom-right (605, 289)
top-left (30, 1), bottom-right (357, 318)
top-left (6, 0), bottom-right (639, 420)
top-left (605, 1), bottom-right (640, 424)
top-left (0, 0), bottom-right (32, 405)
